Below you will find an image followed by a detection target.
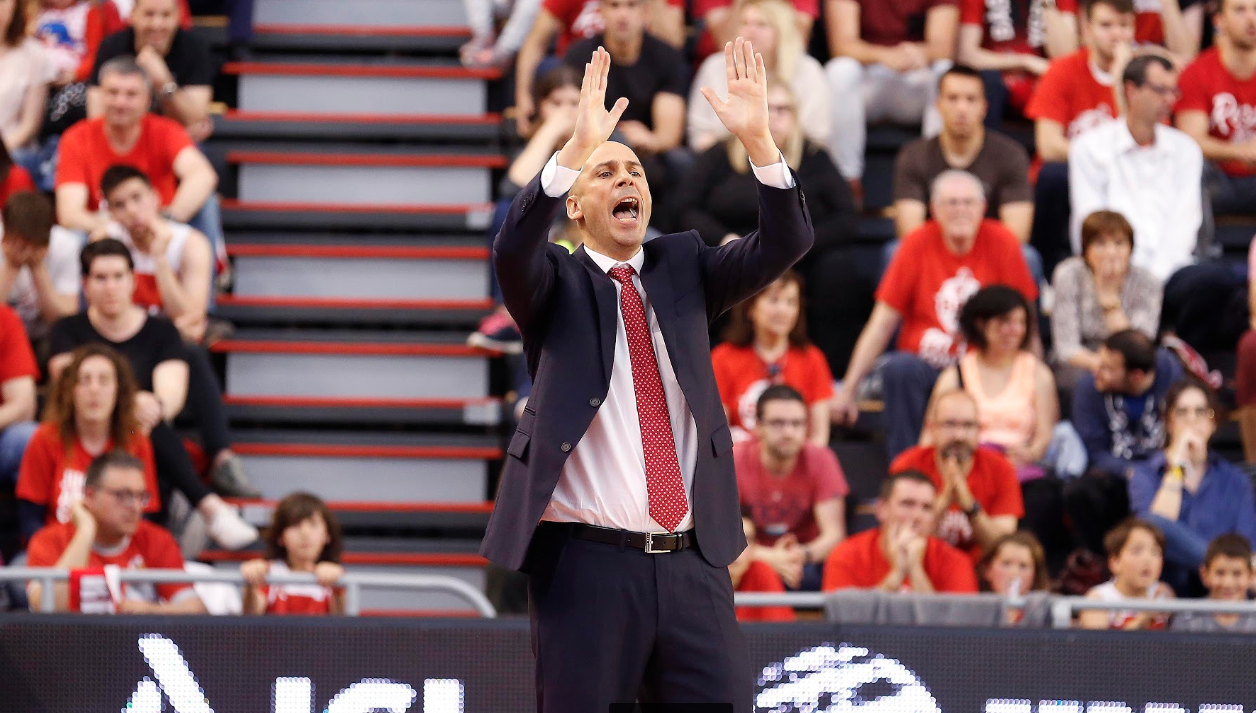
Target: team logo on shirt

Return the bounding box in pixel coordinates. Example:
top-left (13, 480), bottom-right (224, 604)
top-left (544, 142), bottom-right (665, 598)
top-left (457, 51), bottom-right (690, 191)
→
top-left (1210, 93), bottom-right (1256, 142)
top-left (984, 0), bottom-right (1047, 48)
top-left (918, 268), bottom-right (981, 367)
top-left (572, 1), bottom-right (605, 39)
top-left (1067, 105), bottom-right (1118, 138)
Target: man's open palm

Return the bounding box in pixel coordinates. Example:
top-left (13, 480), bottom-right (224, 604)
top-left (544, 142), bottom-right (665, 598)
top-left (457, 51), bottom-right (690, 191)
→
top-left (571, 47), bottom-right (628, 154)
top-left (701, 37), bottom-right (770, 143)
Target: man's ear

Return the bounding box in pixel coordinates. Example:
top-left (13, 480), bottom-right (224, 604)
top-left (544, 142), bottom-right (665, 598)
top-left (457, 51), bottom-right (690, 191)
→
top-left (566, 194), bottom-right (583, 221)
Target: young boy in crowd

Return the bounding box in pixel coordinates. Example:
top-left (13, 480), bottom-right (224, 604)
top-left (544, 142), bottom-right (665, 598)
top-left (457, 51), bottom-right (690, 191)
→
top-left (1172, 534), bottom-right (1256, 633)
top-left (1079, 518), bottom-right (1174, 630)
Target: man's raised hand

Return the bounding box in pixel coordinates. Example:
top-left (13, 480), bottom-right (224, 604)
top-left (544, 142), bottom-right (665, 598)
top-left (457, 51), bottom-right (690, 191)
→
top-left (700, 37), bottom-right (776, 166)
top-left (557, 47), bottom-right (629, 171)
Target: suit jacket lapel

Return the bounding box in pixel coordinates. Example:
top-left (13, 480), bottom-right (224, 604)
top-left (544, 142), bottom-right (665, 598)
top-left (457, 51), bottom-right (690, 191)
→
top-left (639, 243), bottom-right (687, 385)
top-left (575, 246), bottom-right (618, 382)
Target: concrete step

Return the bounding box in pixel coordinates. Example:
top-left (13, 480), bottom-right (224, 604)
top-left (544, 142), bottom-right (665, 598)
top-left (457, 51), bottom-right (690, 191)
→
top-left (224, 394), bottom-right (502, 427)
top-left (250, 24), bottom-right (472, 52)
top-left (230, 498), bottom-right (495, 530)
top-left (214, 295), bottom-right (494, 328)
top-left (224, 59), bottom-right (498, 116)
top-left (220, 199), bottom-right (494, 232)
top-left (213, 111), bottom-right (502, 142)
top-left (252, 0), bottom-right (467, 28)
top-left (227, 146), bottom-right (506, 206)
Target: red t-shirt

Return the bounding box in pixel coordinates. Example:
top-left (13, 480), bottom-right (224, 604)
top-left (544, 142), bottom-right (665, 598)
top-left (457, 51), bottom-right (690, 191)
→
top-left (259, 561), bottom-right (337, 615)
top-left (543, 0), bottom-right (684, 54)
top-left (26, 519), bottom-right (192, 604)
top-left (711, 343), bottom-right (834, 435)
top-left (821, 529), bottom-right (979, 593)
top-left (875, 219), bottom-right (1038, 367)
top-left (735, 440), bottom-right (849, 546)
top-left (55, 114), bottom-right (193, 212)
top-left (855, 0), bottom-right (960, 47)
top-left (0, 165), bottom-right (36, 206)
top-left (0, 305), bottom-right (37, 389)
top-left (1177, 48), bottom-right (1256, 178)
top-left (734, 560), bottom-right (796, 622)
top-left (1025, 48), bottom-right (1119, 148)
top-left (889, 445), bottom-right (1024, 561)
top-left (16, 422), bottom-right (160, 526)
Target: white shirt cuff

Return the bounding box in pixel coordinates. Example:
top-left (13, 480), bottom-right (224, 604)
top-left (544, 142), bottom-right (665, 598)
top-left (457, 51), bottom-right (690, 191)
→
top-left (540, 152), bottom-right (581, 197)
top-left (750, 150), bottom-right (796, 189)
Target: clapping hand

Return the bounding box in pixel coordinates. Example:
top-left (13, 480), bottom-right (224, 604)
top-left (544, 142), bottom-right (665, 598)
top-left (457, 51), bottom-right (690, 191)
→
top-left (555, 47), bottom-right (629, 171)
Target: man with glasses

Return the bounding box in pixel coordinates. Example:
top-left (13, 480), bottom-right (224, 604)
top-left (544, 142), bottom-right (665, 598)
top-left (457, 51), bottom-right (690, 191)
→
top-left (25, 451), bottom-right (206, 613)
top-left (734, 385), bottom-right (848, 591)
top-left (889, 389), bottom-right (1022, 563)
top-left (1070, 54), bottom-right (1203, 283)
top-left (831, 169), bottom-right (1038, 459)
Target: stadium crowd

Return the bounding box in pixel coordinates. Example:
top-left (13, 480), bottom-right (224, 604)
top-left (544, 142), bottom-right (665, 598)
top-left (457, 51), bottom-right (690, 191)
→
top-left (0, 0), bottom-right (1253, 627)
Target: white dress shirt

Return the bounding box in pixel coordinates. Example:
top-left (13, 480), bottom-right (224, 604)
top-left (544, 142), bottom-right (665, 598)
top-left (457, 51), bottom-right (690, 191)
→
top-left (1068, 120), bottom-right (1204, 281)
top-left (536, 149), bottom-right (795, 533)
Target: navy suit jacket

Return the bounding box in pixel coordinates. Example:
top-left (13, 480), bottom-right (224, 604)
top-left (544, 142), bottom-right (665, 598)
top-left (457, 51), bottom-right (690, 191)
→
top-left (480, 164), bottom-right (814, 571)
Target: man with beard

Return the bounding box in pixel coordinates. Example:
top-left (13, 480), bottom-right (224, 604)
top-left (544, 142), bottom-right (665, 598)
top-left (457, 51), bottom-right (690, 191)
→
top-left (734, 385), bottom-right (849, 591)
top-left (889, 388), bottom-right (1023, 563)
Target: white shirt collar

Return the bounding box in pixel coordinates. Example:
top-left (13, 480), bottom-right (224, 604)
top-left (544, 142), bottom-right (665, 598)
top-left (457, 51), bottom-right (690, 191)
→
top-left (1114, 119), bottom-right (1165, 153)
top-left (584, 243), bottom-right (645, 275)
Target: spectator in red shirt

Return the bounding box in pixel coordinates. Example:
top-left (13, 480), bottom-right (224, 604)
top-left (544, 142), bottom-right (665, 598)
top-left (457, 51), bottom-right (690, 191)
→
top-left (895, 389), bottom-right (1024, 561)
top-left (729, 515), bottom-right (796, 621)
top-left (712, 271), bottom-right (834, 445)
top-left (1176, 0), bottom-right (1256, 217)
top-left (25, 450), bottom-right (206, 614)
top-left (824, 0), bottom-right (960, 188)
top-left (0, 144), bottom-right (36, 207)
top-left (512, 0), bottom-right (683, 137)
top-left (0, 301), bottom-right (38, 488)
top-left (1025, 0), bottom-right (1133, 274)
top-left (822, 470), bottom-right (979, 593)
top-left (735, 385), bottom-right (848, 590)
top-left (832, 170), bottom-right (1038, 459)
top-left (241, 492), bottom-right (346, 616)
top-left (15, 343), bottom-right (159, 542)
top-left (695, 0), bottom-right (818, 63)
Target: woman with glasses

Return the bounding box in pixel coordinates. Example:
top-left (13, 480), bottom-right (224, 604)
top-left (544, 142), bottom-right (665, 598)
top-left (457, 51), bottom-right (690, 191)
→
top-left (15, 344), bottom-right (159, 542)
top-left (1129, 378), bottom-right (1256, 595)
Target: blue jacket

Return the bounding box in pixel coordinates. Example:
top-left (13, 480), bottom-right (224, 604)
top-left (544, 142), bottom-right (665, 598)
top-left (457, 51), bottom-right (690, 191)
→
top-left (1072, 350), bottom-right (1182, 477)
top-left (1130, 452), bottom-right (1256, 548)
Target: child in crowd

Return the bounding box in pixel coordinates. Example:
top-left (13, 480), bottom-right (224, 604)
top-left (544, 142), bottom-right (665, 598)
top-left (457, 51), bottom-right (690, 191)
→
top-left (978, 532), bottom-right (1050, 625)
top-left (1078, 518), bottom-right (1174, 630)
top-left (240, 493), bottom-right (345, 615)
top-left (730, 515), bottom-right (795, 622)
top-left (1172, 534), bottom-right (1256, 632)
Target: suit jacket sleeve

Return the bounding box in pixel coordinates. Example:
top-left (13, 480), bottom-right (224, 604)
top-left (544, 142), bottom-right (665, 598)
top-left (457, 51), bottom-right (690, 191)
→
top-left (491, 170), bottom-right (567, 335)
top-left (698, 169), bottom-right (815, 319)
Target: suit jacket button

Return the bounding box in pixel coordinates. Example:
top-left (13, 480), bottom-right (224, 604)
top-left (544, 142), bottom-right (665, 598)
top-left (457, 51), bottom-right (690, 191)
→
top-left (589, 397), bottom-right (601, 407)
top-left (560, 442), bottom-right (572, 452)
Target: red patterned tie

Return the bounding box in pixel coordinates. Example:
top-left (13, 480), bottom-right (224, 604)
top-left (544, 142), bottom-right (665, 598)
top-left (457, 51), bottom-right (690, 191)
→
top-left (608, 265), bottom-right (689, 532)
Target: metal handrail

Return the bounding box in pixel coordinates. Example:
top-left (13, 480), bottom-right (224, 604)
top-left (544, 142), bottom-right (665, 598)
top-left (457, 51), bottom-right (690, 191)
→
top-left (0, 567), bottom-right (497, 618)
top-left (1049, 595), bottom-right (1256, 628)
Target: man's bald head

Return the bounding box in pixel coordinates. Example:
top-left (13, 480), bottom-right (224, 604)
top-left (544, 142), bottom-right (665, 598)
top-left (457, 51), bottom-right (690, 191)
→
top-left (566, 140), bottom-right (652, 259)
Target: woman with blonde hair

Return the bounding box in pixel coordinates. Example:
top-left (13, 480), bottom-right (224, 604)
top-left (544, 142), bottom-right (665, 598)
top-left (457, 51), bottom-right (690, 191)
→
top-left (687, 0), bottom-right (829, 151)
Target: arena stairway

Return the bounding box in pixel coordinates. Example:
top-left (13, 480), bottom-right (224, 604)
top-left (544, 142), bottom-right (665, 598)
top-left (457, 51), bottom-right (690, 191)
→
top-left (196, 0), bottom-right (507, 615)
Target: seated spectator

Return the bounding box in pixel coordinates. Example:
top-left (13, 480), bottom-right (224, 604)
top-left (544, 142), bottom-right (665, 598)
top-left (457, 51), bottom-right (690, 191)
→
top-left (460, 0), bottom-right (542, 69)
top-left (713, 275), bottom-right (835, 445)
top-left (240, 492), bottom-right (346, 615)
top-left (956, 0), bottom-right (1077, 124)
top-left (55, 56), bottom-right (221, 262)
top-left (513, 0), bottom-right (683, 137)
top-left (49, 239), bottom-right (257, 549)
top-left (468, 65), bottom-right (580, 355)
top-left (1176, 0), bottom-right (1256, 217)
top-left (0, 191), bottom-right (81, 341)
top-left (824, 0), bottom-right (959, 192)
top-left (926, 286), bottom-right (1059, 479)
top-left (695, 0), bottom-right (817, 63)
top-left (977, 531), bottom-right (1050, 605)
top-left (894, 65), bottom-right (1034, 243)
top-left (1078, 517), bottom-right (1173, 629)
top-left (98, 164), bottom-right (210, 343)
top-left (689, 0), bottom-right (828, 152)
top-left (729, 515), bottom-right (796, 621)
top-left (0, 143), bottom-right (36, 206)
top-left (735, 385), bottom-right (848, 590)
top-left (1067, 329), bottom-right (1181, 555)
top-left (898, 389), bottom-right (1024, 561)
top-left (15, 344), bottom-right (159, 542)
top-left (1172, 534), bottom-right (1256, 632)
top-left (25, 451), bottom-right (206, 613)
top-left (832, 170), bottom-right (1038, 459)
top-left (0, 300), bottom-right (37, 488)
top-left (1240, 239), bottom-right (1256, 465)
top-left (678, 82), bottom-right (854, 268)
top-left (822, 470), bottom-right (980, 593)
top-left (1025, 0), bottom-right (1132, 274)
top-left (0, 0), bottom-right (52, 160)
top-left (1050, 210), bottom-right (1162, 395)
top-left (1130, 379), bottom-right (1256, 594)
top-left (102, 0), bottom-right (193, 33)
top-left (1070, 55), bottom-right (1203, 283)
top-left (88, 0), bottom-right (214, 142)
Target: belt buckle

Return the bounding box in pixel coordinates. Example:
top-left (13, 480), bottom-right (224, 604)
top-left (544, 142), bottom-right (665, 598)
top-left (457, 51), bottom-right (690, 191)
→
top-left (644, 533), bottom-right (673, 554)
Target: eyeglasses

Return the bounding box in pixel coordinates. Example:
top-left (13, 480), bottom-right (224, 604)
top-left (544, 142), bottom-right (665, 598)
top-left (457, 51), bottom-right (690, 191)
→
top-left (101, 488), bottom-right (151, 507)
top-left (937, 419), bottom-right (980, 431)
top-left (935, 197), bottom-right (981, 209)
top-left (762, 418), bottom-right (807, 430)
top-left (1171, 406), bottom-right (1214, 420)
top-left (1143, 82), bottom-right (1181, 99)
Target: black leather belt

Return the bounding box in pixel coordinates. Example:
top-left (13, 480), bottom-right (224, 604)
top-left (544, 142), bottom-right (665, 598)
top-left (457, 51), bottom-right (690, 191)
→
top-left (570, 523), bottom-right (694, 553)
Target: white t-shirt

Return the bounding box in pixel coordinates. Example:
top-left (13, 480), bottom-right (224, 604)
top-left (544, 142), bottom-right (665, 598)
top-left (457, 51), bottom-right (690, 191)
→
top-left (0, 39), bottom-right (55, 147)
top-left (1, 225), bottom-right (82, 338)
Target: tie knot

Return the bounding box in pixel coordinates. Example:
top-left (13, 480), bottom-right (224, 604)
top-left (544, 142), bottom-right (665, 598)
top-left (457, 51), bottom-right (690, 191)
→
top-left (608, 265), bottom-right (636, 284)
